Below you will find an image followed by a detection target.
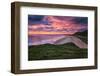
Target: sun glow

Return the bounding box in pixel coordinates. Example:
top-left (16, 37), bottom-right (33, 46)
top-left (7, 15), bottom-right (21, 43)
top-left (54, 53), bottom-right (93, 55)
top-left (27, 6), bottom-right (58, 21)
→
top-left (28, 31), bottom-right (74, 35)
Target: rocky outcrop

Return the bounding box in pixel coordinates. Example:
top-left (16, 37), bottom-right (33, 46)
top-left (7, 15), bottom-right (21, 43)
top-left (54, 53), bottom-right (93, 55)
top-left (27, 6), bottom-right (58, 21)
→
top-left (54, 36), bottom-right (87, 48)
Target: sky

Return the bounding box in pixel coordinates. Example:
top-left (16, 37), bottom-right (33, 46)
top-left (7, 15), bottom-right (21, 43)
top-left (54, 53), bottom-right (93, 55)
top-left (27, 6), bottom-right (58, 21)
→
top-left (28, 15), bottom-right (88, 35)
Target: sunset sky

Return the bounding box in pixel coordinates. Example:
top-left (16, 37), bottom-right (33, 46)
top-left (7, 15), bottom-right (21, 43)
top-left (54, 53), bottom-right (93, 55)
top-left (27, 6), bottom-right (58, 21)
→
top-left (28, 15), bottom-right (88, 35)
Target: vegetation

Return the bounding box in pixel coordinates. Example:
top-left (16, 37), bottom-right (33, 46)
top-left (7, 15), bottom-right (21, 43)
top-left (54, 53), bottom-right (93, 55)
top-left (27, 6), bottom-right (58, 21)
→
top-left (28, 43), bottom-right (87, 60)
top-left (74, 30), bottom-right (88, 36)
top-left (75, 30), bottom-right (88, 43)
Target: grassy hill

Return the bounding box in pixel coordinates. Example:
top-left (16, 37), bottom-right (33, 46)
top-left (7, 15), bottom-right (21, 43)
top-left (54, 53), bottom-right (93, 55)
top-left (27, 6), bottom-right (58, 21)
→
top-left (74, 30), bottom-right (88, 36)
top-left (74, 30), bottom-right (88, 43)
top-left (28, 43), bottom-right (87, 60)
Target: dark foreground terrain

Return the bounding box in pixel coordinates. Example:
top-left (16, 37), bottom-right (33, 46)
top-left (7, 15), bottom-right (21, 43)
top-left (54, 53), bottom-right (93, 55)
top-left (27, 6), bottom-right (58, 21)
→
top-left (28, 43), bottom-right (87, 61)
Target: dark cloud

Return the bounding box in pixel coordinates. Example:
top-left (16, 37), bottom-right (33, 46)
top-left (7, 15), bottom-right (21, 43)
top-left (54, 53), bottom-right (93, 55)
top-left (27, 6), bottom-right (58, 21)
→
top-left (72, 17), bottom-right (88, 25)
top-left (28, 15), bottom-right (54, 25)
top-left (55, 16), bottom-right (88, 25)
top-left (28, 15), bottom-right (88, 26)
top-left (28, 15), bottom-right (44, 25)
top-left (28, 15), bottom-right (44, 21)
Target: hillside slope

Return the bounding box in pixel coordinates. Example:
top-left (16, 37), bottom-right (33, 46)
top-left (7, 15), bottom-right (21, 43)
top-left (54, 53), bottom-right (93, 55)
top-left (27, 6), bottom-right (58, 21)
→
top-left (28, 43), bottom-right (87, 60)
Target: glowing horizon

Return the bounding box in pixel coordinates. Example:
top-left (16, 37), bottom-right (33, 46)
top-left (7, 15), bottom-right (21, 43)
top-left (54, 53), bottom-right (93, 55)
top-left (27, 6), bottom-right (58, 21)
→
top-left (28, 31), bottom-right (74, 35)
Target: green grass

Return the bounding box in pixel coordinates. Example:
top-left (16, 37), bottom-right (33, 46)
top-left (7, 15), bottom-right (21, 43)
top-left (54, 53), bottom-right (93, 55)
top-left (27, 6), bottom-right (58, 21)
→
top-left (28, 43), bottom-right (88, 61)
